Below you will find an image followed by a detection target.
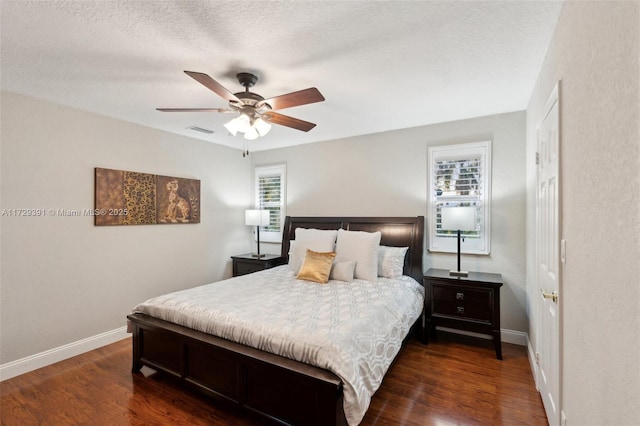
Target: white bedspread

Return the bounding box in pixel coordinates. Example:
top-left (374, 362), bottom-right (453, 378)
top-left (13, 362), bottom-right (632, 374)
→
top-left (132, 265), bottom-right (424, 425)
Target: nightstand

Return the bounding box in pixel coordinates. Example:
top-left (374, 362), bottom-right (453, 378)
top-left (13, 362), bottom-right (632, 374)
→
top-left (423, 268), bottom-right (503, 359)
top-left (231, 253), bottom-right (285, 277)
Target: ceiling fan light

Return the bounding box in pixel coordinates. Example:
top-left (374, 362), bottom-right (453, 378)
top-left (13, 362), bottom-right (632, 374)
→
top-left (224, 114), bottom-right (251, 136)
top-left (224, 119), bottom-right (239, 136)
top-left (244, 126), bottom-right (259, 140)
top-left (236, 114), bottom-right (251, 133)
top-left (254, 118), bottom-right (272, 137)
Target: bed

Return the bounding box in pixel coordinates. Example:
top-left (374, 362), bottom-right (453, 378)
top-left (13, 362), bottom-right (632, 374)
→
top-left (127, 216), bottom-right (425, 425)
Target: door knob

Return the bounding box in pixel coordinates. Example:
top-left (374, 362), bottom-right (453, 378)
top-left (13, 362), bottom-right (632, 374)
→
top-left (541, 289), bottom-right (558, 303)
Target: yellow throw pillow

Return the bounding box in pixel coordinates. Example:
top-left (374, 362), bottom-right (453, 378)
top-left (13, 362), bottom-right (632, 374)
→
top-left (297, 249), bottom-right (336, 283)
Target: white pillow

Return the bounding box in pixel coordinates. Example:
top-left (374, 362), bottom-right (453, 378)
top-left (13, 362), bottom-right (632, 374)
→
top-left (334, 229), bottom-right (381, 282)
top-left (378, 246), bottom-right (409, 278)
top-left (288, 228), bottom-right (338, 273)
top-left (288, 240), bottom-right (296, 262)
top-left (330, 260), bottom-right (356, 282)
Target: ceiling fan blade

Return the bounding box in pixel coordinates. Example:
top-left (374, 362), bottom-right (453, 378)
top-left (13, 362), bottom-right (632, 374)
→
top-left (156, 108), bottom-right (233, 112)
top-left (263, 112), bottom-right (317, 132)
top-left (260, 87), bottom-right (325, 111)
top-left (184, 71), bottom-right (241, 103)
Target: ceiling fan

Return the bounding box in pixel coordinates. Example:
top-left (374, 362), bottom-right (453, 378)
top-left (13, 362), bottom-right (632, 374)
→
top-left (158, 71), bottom-right (325, 153)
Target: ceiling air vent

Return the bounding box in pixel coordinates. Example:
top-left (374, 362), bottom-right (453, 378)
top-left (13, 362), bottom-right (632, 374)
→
top-left (187, 126), bottom-right (214, 134)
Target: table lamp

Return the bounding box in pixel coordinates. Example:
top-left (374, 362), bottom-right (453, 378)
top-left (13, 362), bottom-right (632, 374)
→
top-left (440, 206), bottom-right (476, 277)
top-left (245, 210), bottom-right (270, 258)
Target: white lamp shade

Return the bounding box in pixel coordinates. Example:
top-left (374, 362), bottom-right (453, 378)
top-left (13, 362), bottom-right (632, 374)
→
top-left (245, 209), bottom-right (270, 226)
top-left (244, 125), bottom-right (259, 140)
top-left (253, 118), bottom-right (272, 136)
top-left (223, 120), bottom-right (238, 136)
top-left (225, 115), bottom-right (251, 136)
top-left (441, 206), bottom-right (476, 231)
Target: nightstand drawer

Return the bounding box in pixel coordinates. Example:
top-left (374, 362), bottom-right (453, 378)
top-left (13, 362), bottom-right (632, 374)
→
top-left (231, 254), bottom-right (284, 277)
top-left (235, 261), bottom-right (263, 276)
top-left (431, 284), bottom-right (493, 322)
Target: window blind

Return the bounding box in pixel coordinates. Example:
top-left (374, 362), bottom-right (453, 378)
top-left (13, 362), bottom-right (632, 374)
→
top-left (254, 164), bottom-right (286, 243)
top-left (434, 158), bottom-right (482, 238)
top-left (428, 141), bottom-right (491, 254)
top-left (257, 173), bottom-right (281, 233)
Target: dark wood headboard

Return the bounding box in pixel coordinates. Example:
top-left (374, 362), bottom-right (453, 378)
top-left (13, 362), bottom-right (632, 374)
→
top-left (281, 216), bottom-right (425, 282)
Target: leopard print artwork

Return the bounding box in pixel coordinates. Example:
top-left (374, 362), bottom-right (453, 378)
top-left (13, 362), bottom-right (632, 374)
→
top-left (122, 171), bottom-right (157, 225)
top-left (162, 179), bottom-right (190, 223)
top-left (95, 168), bottom-right (199, 226)
top-left (156, 176), bottom-right (200, 224)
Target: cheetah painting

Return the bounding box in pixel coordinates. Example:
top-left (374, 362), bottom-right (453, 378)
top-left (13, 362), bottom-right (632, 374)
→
top-left (95, 168), bottom-right (200, 226)
top-left (156, 176), bottom-right (200, 224)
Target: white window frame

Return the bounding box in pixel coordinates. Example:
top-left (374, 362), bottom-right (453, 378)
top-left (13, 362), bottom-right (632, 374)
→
top-left (254, 164), bottom-right (286, 243)
top-left (428, 141), bottom-right (491, 254)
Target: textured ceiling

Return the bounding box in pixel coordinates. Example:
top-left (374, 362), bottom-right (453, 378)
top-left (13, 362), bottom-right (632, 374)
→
top-left (1, 1), bottom-right (563, 152)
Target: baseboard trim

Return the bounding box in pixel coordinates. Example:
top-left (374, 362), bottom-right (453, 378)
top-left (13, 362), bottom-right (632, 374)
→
top-left (0, 326), bottom-right (130, 382)
top-left (501, 329), bottom-right (528, 346)
top-left (527, 334), bottom-right (539, 389)
top-left (436, 326), bottom-right (527, 346)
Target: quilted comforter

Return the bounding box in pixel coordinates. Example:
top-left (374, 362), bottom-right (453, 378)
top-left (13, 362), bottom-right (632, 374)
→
top-left (132, 265), bottom-right (424, 425)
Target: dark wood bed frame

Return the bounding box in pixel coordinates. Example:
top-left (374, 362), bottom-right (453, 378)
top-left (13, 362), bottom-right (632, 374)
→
top-left (127, 216), bottom-right (425, 425)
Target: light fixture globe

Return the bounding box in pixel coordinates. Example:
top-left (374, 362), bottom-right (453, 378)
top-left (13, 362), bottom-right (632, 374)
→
top-left (236, 114), bottom-right (251, 132)
top-left (244, 126), bottom-right (259, 140)
top-left (224, 114), bottom-right (251, 136)
top-left (253, 118), bottom-right (272, 137)
top-left (223, 119), bottom-right (239, 136)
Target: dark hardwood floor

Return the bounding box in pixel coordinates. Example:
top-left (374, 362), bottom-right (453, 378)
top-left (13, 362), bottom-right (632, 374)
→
top-left (1, 332), bottom-right (547, 425)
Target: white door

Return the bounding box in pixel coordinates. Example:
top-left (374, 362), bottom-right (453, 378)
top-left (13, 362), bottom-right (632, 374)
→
top-left (537, 82), bottom-right (561, 426)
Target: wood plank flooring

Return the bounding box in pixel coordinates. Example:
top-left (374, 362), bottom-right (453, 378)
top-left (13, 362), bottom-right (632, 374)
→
top-left (1, 332), bottom-right (547, 425)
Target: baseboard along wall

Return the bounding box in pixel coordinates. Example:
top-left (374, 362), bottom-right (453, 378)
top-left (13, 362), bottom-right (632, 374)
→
top-left (0, 326), bottom-right (130, 381)
top-left (436, 327), bottom-right (528, 347)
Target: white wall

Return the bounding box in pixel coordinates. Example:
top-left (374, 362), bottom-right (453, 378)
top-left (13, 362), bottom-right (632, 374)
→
top-left (252, 111), bottom-right (529, 336)
top-left (0, 91), bottom-right (252, 365)
top-left (526, 1), bottom-right (640, 424)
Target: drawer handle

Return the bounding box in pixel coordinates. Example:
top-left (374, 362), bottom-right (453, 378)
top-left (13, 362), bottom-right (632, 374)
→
top-left (456, 292), bottom-right (464, 300)
top-left (456, 307), bottom-right (464, 314)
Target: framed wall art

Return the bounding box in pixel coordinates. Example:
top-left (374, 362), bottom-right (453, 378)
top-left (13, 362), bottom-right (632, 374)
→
top-left (94, 168), bottom-right (200, 226)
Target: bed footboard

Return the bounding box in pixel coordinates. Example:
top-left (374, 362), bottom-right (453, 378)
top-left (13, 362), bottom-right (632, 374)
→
top-left (128, 313), bottom-right (347, 426)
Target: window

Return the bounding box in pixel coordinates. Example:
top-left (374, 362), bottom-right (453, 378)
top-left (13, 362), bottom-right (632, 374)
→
top-left (428, 141), bottom-right (491, 254)
top-left (254, 164), bottom-right (286, 243)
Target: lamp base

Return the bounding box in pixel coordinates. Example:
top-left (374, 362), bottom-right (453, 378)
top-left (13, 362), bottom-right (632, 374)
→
top-left (251, 253), bottom-right (266, 258)
top-left (449, 270), bottom-right (469, 277)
